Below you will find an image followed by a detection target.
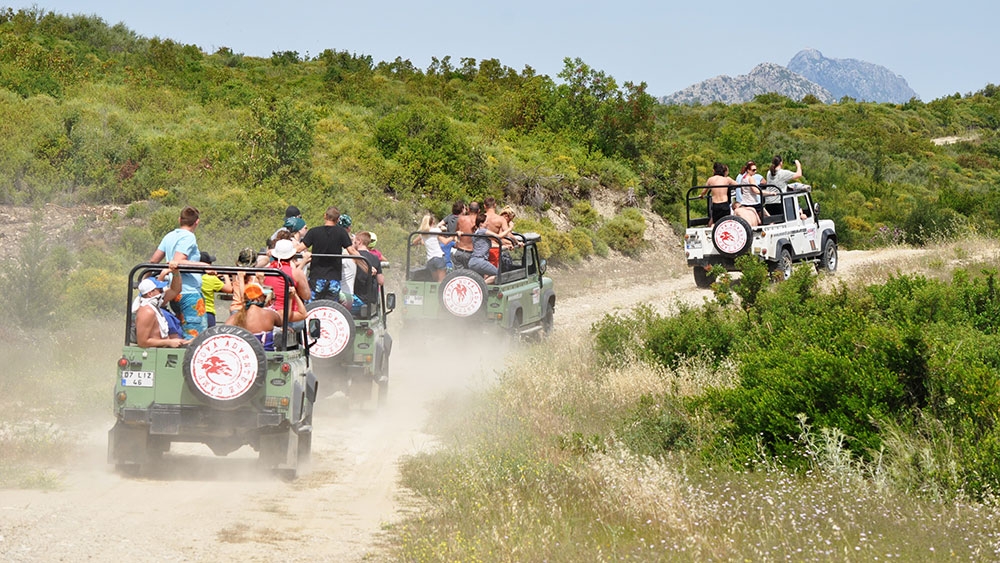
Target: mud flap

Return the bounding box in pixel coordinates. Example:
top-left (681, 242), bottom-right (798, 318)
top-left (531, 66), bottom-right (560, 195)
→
top-left (107, 421), bottom-right (150, 465)
top-left (258, 428), bottom-right (298, 470)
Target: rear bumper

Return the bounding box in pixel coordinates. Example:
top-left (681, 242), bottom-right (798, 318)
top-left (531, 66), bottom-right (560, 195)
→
top-left (117, 404), bottom-right (288, 437)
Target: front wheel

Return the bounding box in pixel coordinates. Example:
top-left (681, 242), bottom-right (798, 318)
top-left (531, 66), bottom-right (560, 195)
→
top-left (818, 238), bottom-right (838, 273)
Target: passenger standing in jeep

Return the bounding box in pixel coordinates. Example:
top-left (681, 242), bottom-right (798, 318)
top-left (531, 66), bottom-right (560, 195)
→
top-left (352, 231), bottom-right (383, 306)
top-left (700, 163), bottom-right (738, 226)
top-left (297, 206), bottom-right (357, 302)
top-left (149, 206), bottom-right (207, 338)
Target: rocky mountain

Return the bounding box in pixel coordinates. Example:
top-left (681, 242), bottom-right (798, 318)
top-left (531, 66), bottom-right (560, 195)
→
top-left (787, 48), bottom-right (918, 103)
top-left (661, 63), bottom-right (835, 105)
top-left (661, 49), bottom-right (917, 105)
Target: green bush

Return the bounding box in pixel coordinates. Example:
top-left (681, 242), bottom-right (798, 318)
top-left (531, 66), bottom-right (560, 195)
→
top-left (568, 200), bottom-right (600, 228)
top-left (62, 267), bottom-right (126, 318)
top-left (597, 207), bottom-right (645, 256)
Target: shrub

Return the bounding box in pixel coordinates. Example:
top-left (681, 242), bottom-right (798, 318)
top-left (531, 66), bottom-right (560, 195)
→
top-left (62, 267), bottom-right (125, 318)
top-left (568, 200), bottom-right (600, 228)
top-left (597, 207), bottom-right (645, 256)
top-left (568, 227), bottom-right (594, 258)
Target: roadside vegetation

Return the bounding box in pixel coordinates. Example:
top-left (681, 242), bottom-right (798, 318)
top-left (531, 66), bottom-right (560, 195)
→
top-left (391, 243), bottom-right (1000, 560)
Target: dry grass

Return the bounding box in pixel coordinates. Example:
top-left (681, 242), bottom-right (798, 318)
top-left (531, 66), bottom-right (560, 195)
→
top-left (391, 312), bottom-right (1000, 561)
top-left (0, 319), bottom-right (117, 488)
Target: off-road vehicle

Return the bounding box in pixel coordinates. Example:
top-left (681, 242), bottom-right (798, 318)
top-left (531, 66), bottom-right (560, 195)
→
top-left (684, 184), bottom-right (838, 287)
top-left (402, 231), bottom-right (555, 337)
top-left (108, 264), bottom-right (320, 478)
top-left (303, 254), bottom-right (395, 407)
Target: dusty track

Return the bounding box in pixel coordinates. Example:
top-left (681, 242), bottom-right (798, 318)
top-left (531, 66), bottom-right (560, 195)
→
top-left (0, 244), bottom-right (956, 561)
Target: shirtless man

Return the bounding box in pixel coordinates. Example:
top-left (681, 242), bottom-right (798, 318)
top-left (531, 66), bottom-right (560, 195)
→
top-left (453, 201), bottom-right (479, 269)
top-left (700, 162), bottom-right (737, 226)
top-left (483, 196), bottom-right (506, 267)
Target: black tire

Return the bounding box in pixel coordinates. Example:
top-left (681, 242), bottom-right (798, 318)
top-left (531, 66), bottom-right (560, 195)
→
top-left (377, 368), bottom-right (389, 408)
top-left (818, 238), bottom-right (838, 273)
top-left (541, 302), bottom-right (555, 336)
top-left (711, 215), bottom-right (753, 257)
top-left (183, 325), bottom-right (267, 409)
top-left (693, 267), bottom-right (713, 288)
top-left (771, 247), bottom-right (794, 281)
top-left (297, 427), bottom-right (312, 473)
top-left (438, 269), bottom-right (488, 318)
top-left (305, 299), bottom-right (355, 360)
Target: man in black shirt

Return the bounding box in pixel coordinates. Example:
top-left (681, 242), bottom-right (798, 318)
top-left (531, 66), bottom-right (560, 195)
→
top-left (296, 206), bottom-right (357, 302)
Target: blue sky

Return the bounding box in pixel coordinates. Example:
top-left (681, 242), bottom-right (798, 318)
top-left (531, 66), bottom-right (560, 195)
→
top-left (17, 0), bottom-right (999, 101)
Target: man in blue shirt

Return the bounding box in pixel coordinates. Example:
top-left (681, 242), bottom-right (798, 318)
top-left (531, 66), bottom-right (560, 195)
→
top-left (149, 206), bottom-right (207, 337)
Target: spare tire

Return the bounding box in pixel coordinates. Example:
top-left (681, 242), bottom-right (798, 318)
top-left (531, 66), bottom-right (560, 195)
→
top-left (438, 270), bottom-right (488, 318)
top-left (183, 325), bottom-right (267, 409)
top-left (305, 299), bottom-right (355, 360)
top-left (711, 215), bottom-right (753, 257)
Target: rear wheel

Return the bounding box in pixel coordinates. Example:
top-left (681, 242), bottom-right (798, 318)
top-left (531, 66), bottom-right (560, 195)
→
top-left (693, 266), bottom-right (713, 288)
top-left (770, 248), bottom-right (793, 281)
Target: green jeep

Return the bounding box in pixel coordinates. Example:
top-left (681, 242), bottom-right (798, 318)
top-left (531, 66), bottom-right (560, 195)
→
top-left (108, 264), bottom-right (320, 478)
top-left (402, 231), bottom-right (555, 337)
top-left (303, 254), bottom-right (395, 407)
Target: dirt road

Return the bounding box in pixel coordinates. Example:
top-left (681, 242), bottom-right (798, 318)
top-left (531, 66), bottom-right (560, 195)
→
top-left (0, 245), bottom-right (949, 562)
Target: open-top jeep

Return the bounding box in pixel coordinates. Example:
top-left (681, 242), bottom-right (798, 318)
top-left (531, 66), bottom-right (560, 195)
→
top-left (108, 264), bottom-right (320, 478)
top-left (684, 184), bottom-right (838, 287)
top-left (402, 231), bottom-right (556, 337)
top-left (302, 254), bottom-right (395, 408)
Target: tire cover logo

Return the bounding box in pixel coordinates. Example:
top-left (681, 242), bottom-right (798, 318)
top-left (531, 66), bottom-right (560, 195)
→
top-left (190, 333), bottom-right (260, 401)
top-left (308, 306), bottom-right (352, 358)
top-left (714, 219), bottom-right (748, 254)
top-left (441, 276), bottom-right (484, 317)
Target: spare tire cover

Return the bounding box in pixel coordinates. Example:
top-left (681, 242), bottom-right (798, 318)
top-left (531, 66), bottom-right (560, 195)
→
top-left (438, 270), bottom-right (488, 318)
top-left (183, 325), bottom-right (267, 408)
top-left (712, 215), bottom-right (753, 257)
top-left (305, 299), bottom-right (355, 359)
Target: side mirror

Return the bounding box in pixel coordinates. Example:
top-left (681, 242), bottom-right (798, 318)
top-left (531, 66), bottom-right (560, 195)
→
top-left (813, 202), bottom-right (821, 220)
top-left (539, 259), bottom-right (547, 275)
top-left (308, 318), bottom-right (322, 339)
top-left (385, 293), bottom-right (396, 312)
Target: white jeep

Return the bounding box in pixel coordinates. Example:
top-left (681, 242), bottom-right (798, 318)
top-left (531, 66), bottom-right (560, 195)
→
top-left (684, 184), bottom-right (838, 287)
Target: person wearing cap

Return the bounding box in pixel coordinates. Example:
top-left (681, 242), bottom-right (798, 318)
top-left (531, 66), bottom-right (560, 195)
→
top-left (269, 215), bottom-right (307, 246)
top-left (296, 205), bottom-right (358, 303)
top-left (199, 252), bottom-right (232, 327)
top-left (134, 261), bottom-right (189, 348)
top-left (149, 206), bottom-right (209, 338)
top-left (366, 231), bottom-right (384, 262)
top-left (263, 238), bottom-right (311, 325)
top-left (226, 281), bottom-right (307, 351)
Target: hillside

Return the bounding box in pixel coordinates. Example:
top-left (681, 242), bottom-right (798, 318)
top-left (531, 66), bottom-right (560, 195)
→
top-left (0, 8), bottom-right (999, 331)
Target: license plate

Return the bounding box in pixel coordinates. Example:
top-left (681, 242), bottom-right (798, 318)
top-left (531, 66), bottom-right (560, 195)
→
top-left (121, 370), bottom-right (154, 387)
top-left (404, 295), bottom-right (423, 305)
